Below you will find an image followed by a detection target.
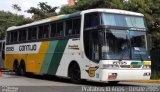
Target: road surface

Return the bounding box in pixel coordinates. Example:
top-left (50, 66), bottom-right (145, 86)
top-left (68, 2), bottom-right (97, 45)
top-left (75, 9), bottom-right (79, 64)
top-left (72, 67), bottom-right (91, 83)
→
top-left (0, 73), bottom-right (160, 92)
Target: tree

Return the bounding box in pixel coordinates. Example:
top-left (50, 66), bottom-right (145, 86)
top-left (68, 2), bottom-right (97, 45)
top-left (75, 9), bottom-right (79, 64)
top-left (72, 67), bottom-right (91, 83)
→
top-left (60, 0), bottom-right (126, 14)
top-left (59, 0), bottom-right (160, 32)
top-left (12, 4), bottom-right (22, 14)
top-left (26, 2), bottom-right (58, 20)
top-left (0, 11), bottom-right (32, 39)
top-left (59, 5), bottom-right (76, 14)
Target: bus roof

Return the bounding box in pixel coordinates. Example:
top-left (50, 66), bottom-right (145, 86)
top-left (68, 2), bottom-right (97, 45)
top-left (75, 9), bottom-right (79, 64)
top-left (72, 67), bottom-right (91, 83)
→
top-left (7, 12), bottom-right (80, 31)
top-left (81, 8), bottom-right (144, 16)
top-left (7, 8), bottom-right (144, 31)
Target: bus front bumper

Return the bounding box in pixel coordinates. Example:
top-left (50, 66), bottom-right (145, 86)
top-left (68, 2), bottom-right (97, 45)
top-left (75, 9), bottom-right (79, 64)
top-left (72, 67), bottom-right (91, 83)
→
top-left (100, 69), bottom-right (151, 81)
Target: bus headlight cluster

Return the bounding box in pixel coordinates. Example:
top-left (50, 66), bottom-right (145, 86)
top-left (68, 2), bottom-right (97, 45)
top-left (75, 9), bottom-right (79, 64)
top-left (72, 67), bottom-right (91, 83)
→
top-left (143, 65), bottom-right (151, 69)
top-left (102, 64), bottom-right (119, 69)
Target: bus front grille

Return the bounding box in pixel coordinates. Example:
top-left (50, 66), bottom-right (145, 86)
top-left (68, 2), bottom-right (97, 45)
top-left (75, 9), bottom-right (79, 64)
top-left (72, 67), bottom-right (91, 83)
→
top-left (120, 65), bottom-right (142, 68)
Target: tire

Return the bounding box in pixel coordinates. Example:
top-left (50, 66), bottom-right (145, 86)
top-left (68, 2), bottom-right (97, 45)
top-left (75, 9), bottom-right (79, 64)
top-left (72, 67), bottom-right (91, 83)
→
top-left (108, 81), bottom-right (119, 85)
top-left (19, 63), bottom-right (26, 76)
top-left (69, 63), bottom-right (82, 84)
top-left (13, 62), bottom-right (19, 75)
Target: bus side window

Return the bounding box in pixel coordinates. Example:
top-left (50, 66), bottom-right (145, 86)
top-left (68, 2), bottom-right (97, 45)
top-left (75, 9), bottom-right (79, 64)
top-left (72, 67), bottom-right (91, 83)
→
top-left (57, 22), bottom-right (64, 37)
top-left (22, 29), bottom-right (27, 41)
top-left (19, 29), bottom-right (27, 42)
top-left (11, 31), bottom-right (18, 43)
top-left (19, 30), bottom-right (22, 42)
top-left (73, 18), bottom-right (81, 35)
top-left (38, 25), bottom-right (44, 39)
top-left (51, 23), bottom-right (56, 37)
top-left (32, 27), bottom-right (37, 40)
top-left (65, 19), bottom-right (73, 36)
top-left (7, 32), bottom-right (11, 43)
top-left (28, 28), bottom-right (31, 40)
top-left (84, 12), bottom-right (99, 28)
top-left (28, 27), bottom-right (37, 40)
top-left (44, 24), bottom-right (49, 38)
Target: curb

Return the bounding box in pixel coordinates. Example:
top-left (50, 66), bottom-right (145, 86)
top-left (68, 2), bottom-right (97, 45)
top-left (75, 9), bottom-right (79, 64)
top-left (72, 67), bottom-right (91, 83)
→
top-left (126, 80), bottom-right (160, 83)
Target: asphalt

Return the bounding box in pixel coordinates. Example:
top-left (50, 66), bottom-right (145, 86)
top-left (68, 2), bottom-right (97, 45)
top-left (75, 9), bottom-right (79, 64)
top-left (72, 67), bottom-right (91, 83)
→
top-left (0, 73), bottom-right (160, 92)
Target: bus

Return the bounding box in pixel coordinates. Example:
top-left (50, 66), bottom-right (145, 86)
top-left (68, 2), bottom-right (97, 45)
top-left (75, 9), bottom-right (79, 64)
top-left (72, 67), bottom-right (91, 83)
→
top-left (5, 9), bottom-right (151, 84)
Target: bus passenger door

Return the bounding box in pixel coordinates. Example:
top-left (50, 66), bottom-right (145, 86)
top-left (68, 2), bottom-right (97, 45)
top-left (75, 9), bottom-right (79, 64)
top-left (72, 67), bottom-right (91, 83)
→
top-left (82, 31), bottom-right (101, 81)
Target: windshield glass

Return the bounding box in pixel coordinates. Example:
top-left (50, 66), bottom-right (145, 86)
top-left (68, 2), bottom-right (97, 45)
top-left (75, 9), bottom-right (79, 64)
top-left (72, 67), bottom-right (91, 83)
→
top-left (83, 29), bottom-right (150, 61)
top-left (101, 13), bottom-right (146, 28)
top-left (100, 29), bottom-right (130, 60)
top-left (130, 31), bottom-right (150, 60)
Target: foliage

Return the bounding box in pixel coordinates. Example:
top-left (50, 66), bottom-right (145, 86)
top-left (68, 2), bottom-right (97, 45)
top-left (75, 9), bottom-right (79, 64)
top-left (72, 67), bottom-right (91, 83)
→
top-left (60, 0), bottom-right (125, 14)
top-left (150, 48), bottom-right (160, 79)
top-left (59, 5), bottom-right (77, 14)
top-left (26, 2), bottom-right (58, 20)
top-left (12, 4), bottom-right (22, 13)
top-left (0, 11), bottom-right (32, 39)
top-left (60, 0), bottom-right (160, 31)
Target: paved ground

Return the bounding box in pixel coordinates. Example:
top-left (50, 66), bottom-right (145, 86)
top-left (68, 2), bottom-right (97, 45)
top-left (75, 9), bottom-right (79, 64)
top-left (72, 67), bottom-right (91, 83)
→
top-left (0, 73), bottom-right (160, 92)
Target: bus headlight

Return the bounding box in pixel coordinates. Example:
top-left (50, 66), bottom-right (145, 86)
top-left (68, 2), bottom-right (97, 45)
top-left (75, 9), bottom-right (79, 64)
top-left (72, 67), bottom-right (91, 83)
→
top-left (143, 65), bottom-right (151, 69)
top-left (102, 64), bottom-right (119, 69)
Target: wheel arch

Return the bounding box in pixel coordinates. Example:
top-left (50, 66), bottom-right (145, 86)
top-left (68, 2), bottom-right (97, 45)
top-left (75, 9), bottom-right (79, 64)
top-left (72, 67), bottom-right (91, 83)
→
top-left (20, 59), bottom-right (25, 68)
top-left (13, 59), bottom-right (19, 66)
top-left (13, 59), bottom-right (19, 71)
top-left (68, 60), bottom-right (80, 77)
top-left (20, 59), bottom-right (25, 64)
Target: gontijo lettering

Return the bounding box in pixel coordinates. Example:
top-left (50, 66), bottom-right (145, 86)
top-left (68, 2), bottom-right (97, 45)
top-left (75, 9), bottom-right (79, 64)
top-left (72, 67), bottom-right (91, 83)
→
top-left (6, 47), bottom-right (14, 51)
top-left (19, 44), bottom-right (37, 51)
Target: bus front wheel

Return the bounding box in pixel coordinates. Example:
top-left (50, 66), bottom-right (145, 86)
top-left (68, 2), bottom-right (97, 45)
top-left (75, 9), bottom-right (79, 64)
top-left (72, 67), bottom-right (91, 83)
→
top-left (69, 63), bottom-right (82, 84)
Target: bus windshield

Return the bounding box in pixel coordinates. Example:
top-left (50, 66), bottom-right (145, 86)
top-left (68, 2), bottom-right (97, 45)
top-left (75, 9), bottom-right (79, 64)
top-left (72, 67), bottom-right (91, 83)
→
top-left (130, 31), bottom-right (150, 60)
top-left (100, 29), bottom-right (130, 60)
top-left (99, 29), bottom-right (150, 60)
top-left (101, 13), bottom-right (146, 28)
top-left (83, 29), bottom-right (150, 61)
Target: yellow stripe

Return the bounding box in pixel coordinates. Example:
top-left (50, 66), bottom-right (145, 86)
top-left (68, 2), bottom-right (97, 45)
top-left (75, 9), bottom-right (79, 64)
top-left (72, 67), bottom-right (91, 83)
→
top-left (27, 41), bottom-right (50, 74)
top-left (144, 61), bottom-right (151, 65)
top-left (50, 15), bottom-right (65, 21)
top-left (36, 41), bottom-right (50, 73)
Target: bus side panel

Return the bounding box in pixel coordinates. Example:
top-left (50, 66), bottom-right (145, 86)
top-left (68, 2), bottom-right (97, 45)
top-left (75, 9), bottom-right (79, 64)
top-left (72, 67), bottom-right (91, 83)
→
top-left (40, 41), bottom-right (58, 74)
top-left (5, 54), bottom-right (16, 70)
top-left (55, 39), bottom-right (98, 80)
top-left (39, 39), bottom-right (69, 75)
top-left (26, 41), bottom-right (49, 74)
top-left (26, 54), bottom-right (37, 73)
top-left (55, 39), bottom-right (81, 77)
top-left (5, 54), bottom-right (26, 70)
top-left (55, 39), bottom-right (90, 79)
top-left (5, 41), bottom-right (49, 74)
